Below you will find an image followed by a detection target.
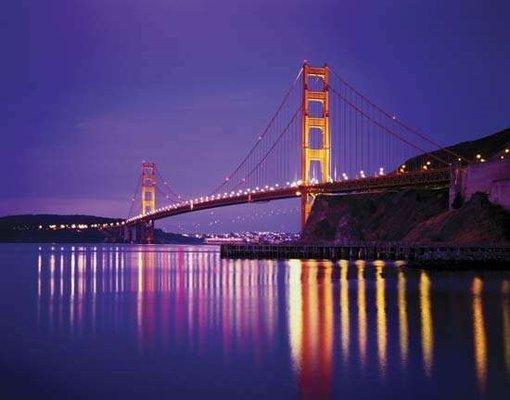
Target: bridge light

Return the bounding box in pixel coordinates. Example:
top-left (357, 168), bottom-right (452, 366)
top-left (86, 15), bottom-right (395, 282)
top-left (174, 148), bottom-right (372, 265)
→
top-left (480, 158), bottom-right (486, 163)
top-left (426, 161), bottom-right (431, 166)
top-left (476, 154), bottom-right (481, 159)
top-left (506, 149), bottom-right (509, 153)
top-left (422, 165), bottom-right (428, 170)
top-left (295, 191), bottom-right (301, 196)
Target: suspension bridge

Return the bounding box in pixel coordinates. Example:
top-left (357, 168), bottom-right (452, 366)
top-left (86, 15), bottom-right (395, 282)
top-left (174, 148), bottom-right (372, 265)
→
top-left (121, 62), bottom-right (464, 243)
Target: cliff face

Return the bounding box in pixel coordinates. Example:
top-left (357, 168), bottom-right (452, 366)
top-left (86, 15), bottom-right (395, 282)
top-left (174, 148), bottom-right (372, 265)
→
top-left (301, 189), bottom-right (510, 245)
top-left (404, 193), bottom-right (510, 244)
top-left (301, 188), bottom-right (448, 243)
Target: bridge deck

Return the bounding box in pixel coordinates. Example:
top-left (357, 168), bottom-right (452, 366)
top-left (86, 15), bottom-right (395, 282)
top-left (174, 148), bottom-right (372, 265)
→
top-left (125, 168), bottom-right (450, 226)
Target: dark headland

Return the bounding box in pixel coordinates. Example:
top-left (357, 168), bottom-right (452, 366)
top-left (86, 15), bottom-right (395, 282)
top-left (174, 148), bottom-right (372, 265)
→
top-left (0, 214), bottom-right (202, 244)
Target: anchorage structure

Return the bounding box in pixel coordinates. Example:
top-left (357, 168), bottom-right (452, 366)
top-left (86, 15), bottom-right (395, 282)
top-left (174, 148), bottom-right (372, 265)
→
top-left (301, 63), bottom-right (331, 227)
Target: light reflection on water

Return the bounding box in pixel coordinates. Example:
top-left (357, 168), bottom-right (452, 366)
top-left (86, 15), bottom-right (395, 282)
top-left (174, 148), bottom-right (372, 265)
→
top-left (2, 244), bottom-right (509, 399)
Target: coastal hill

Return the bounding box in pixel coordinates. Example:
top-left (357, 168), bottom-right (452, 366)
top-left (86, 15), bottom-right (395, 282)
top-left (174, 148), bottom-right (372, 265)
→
top-left (0, 214), bottom-right (202, 244)
top-left (302, 127), bottom-right (510, 245)
top-left (402, 127), bottom-right (510, 170)
top-left (301, 189), bottom-right (509, 244)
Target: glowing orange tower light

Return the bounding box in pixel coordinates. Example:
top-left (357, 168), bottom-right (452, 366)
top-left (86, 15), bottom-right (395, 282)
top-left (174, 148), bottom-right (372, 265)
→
top-left (141, 161), bottom-right (156, 215)
top-left (301, 62), bottom-right (331, 227)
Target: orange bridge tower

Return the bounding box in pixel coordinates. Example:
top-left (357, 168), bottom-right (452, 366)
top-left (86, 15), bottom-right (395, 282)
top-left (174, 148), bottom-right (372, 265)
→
top-left (301, 62), bottom-right (331, 228)
top-left (141, 161), bottom-right (156, 215)
top-left (138, 161), bottom-right (156, 244)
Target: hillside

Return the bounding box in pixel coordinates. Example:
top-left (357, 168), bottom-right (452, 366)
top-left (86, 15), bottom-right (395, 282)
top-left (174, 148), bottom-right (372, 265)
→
top-left (402, 127), bottom-right (510, 171)
top-left (301, 189), bottom-right (449, 243)
top-left (404, 193), bottom-right (510, 244)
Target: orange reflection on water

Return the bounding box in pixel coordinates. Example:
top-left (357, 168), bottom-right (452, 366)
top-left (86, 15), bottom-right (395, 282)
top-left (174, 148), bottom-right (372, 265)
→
top-left (472, 277), bottom-right (487, 393)
top-left (287, 260), bottom-right (334, 400)
top-left (375, 262), bottom-right (387, 377)
top-left (357, 261), bottom-right (367, 369)
top-left (287, 259), bottom-right (303, 373)
top-left (420, 271), bottom-right (434, 377)
top-left (398, 270), bottom-right (409, 368)
top-left (339, 260), bottom-right (350, 365)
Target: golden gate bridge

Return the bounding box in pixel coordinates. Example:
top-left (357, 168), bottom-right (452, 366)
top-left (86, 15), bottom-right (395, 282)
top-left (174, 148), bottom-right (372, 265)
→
top-left (119, 62), bottom-right (466, 243)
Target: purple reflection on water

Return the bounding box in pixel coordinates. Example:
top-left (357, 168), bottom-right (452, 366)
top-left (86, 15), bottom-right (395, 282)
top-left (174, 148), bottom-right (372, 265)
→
top-left (0, 244), bottom-right (508, 399)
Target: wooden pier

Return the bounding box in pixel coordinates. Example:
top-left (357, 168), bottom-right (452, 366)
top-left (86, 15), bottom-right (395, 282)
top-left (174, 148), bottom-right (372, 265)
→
top-left (220, 243), bottom-right (510, 269)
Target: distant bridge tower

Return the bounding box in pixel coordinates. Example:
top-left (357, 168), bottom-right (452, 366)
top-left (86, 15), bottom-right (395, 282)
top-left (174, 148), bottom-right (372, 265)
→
top-left (141, 161), bottom-right (156, 215)
top-left (301, 62), bottom-right (331, 227)
top-left (134, 161), bottom-right (156, 244)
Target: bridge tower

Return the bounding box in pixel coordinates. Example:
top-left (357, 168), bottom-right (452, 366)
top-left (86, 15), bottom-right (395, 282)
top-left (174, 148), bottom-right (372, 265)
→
top-left (301, 62), bottom-right (331, 228)
top-left (140, 161), bottom-right (156, 244)
top-left (141, 162), bottom-right (156, 215)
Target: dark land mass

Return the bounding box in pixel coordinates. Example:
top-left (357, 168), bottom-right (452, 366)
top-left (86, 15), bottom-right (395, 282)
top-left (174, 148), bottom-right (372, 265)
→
top-left (303, 127), bottom-right (510, 245)
top-left (0, 214), bottom-right (203, 244)
top-left (302, 188), bottom-right (448, 243)
top-left (301, 190), bottom-right (509, 245)
top-left (404, 193), bottom-right (510, 244)
top-left (403, 127), bottom-right (510, 170)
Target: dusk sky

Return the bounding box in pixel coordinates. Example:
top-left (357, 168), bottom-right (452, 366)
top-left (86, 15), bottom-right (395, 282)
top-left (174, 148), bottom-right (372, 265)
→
top-left (1, 0), bottom-right (509, 232)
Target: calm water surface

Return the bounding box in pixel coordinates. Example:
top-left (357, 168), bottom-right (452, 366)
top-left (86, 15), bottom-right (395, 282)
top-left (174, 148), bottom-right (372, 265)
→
top-left (0, 243), bottom-right (509, 399)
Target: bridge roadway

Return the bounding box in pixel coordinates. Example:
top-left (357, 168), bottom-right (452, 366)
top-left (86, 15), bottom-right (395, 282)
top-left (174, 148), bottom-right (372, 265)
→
top-left (125, 168), bottom-right (450, 226)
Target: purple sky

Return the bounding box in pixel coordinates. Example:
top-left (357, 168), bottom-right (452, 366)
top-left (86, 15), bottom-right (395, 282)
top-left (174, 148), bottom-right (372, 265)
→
top-left (1, 0), bottom-right (509, 232)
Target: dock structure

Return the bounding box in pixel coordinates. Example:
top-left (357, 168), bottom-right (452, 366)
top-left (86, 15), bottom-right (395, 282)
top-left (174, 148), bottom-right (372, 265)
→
top-left (220, 243), bottom-right (510, 269)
